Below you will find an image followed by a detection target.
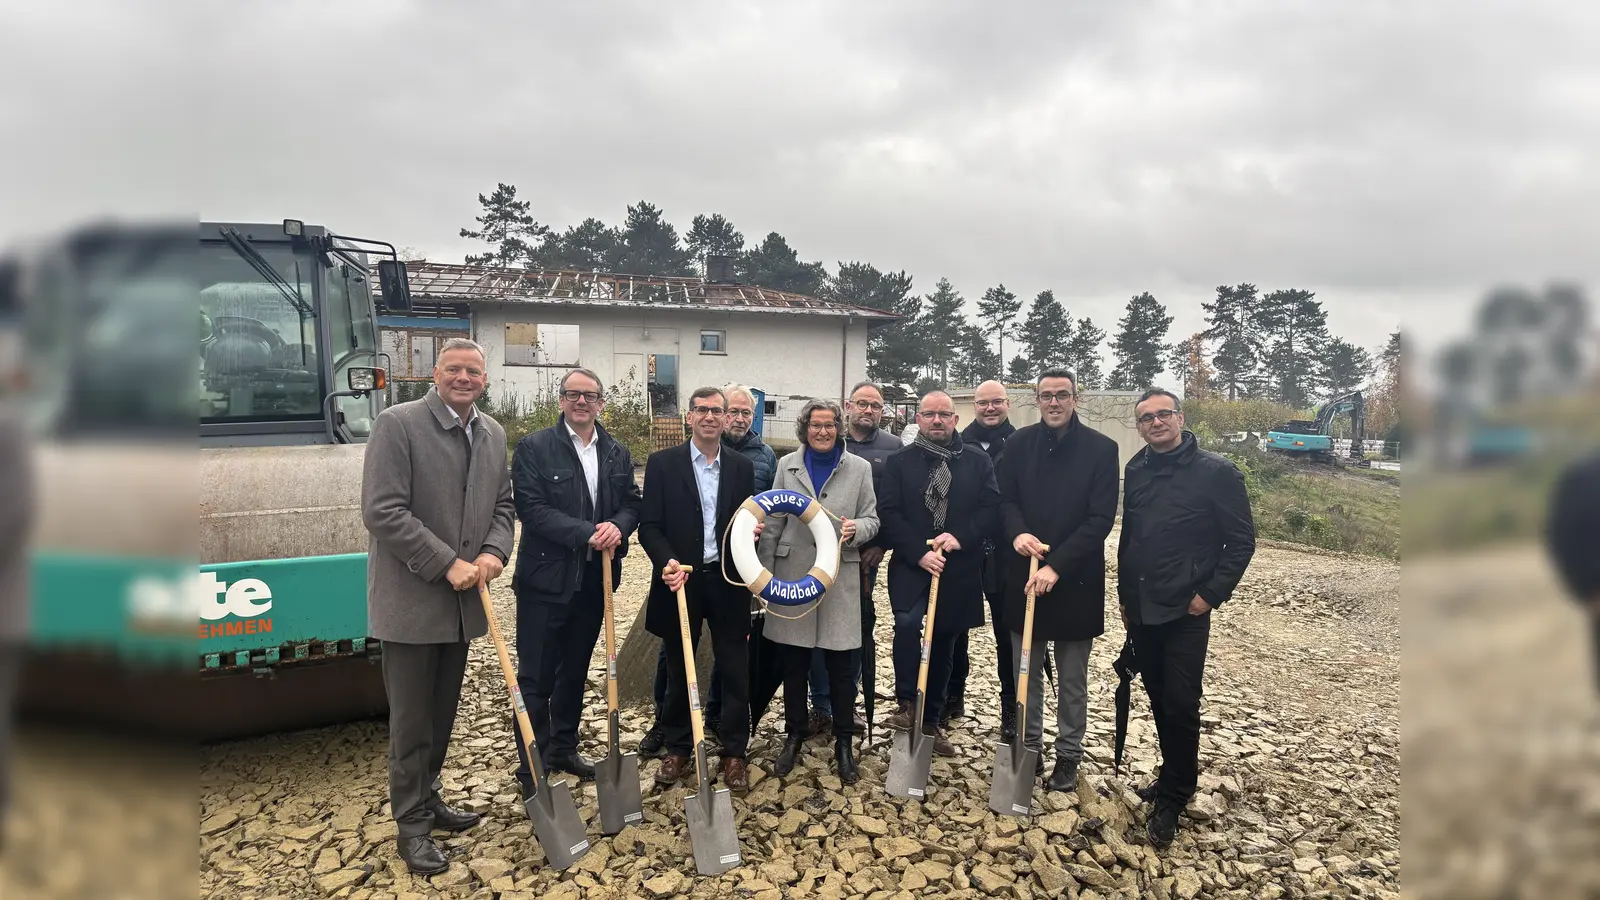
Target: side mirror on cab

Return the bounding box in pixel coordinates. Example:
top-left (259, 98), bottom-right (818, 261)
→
top-left (377, 259), bottom-right (413, 313)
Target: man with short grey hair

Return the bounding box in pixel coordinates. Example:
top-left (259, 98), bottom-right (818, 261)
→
top-left (362, 337), bottom-right (515, 875)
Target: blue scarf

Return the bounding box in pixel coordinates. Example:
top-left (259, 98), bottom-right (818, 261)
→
top-left (803, 441), bottom-right (844, 495)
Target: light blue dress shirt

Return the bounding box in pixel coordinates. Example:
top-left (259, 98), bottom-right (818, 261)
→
top-left (689, 442), bottom-right (722, 563)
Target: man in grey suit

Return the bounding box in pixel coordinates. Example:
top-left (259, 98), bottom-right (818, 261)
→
top-left (362, 338), bottom-right (515, 875)
top-left (0, 403), bottom-right (33, 852)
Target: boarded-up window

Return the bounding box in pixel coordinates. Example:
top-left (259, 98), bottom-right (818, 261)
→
top-left (506, 322), bottom-right (580, 366)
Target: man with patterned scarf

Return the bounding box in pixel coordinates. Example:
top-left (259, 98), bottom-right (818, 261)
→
top-left (877, 390), bottom-right (1001, 756)
top-left (946, 379), bottom-right (1019, 740)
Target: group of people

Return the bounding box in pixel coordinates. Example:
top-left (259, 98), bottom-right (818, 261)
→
top-left (360, 336), bottom-right (1262, 875)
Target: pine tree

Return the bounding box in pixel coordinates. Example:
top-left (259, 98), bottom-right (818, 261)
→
top-left (686, 214), bottom-right (745, 263)
top-left (1019, 290), bottom-right (1070, 372)
top-left (613, 201), bottom-right (696, 276)
top-left (919, 278), bottom-right (966, 387)
top-left (952, 323), bottom-right (1001, 387)
top-left (1367, 330), bottom-right (1402, 438)
top-left (1108, 291), bottom-right (1175, 390)
top-left (740, 232), bottom-right (828, 295)
top-left (535, 217), bottom-right (621, 271)
top-left (1064, 316), bottom-right (1106, 389)
top-left (1202, 284), bottom-right (1264, 400)
top-left (977, 284), bottom-right (1024, 365)
top-left (459, 183), bottom-right (549, 268)
top-left (827, 262), bottom-right (921, 388)
top-left (1168, 333), bottom-right (1211, 400)
top-left (1006, 355), bottom-right (1032, 383)
top-left (1323, 337), bottom-right (1373, 397)
top-left (1255, 288), bottom-right (1333, 408)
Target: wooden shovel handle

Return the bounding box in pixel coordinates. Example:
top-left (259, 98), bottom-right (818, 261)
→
top-left (479, 582), bottom-right (539, 760)
top-left (915, 540), bottom-right (943, 697)
top-left (1015, 544), bottom-right (1050, 707)
top-left (603, 547), bottom-right (618, 736)
top-left (668, 565), bottom-right (706, 778)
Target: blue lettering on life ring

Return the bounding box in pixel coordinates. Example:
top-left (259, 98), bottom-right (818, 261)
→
top-left (754, 490), bottom-right (811, 517)
top-left (760, 574), bottom-right (825, 606)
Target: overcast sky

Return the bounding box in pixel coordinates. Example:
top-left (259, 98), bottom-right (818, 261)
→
top-left (3, 0), bottom-right (1596, 367)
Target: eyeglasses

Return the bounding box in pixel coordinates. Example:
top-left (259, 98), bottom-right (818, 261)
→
top-left (919, 410), bottom-right (956, 421)
top-left (728, 408), bottom-right (754, 419)
top-left (851, 399), bottom-right (884, 411)
top-left (1137, 409), bottom-right (1180, 425)
top-left (807, 421), bottom-right (839, 431)
top-left (561, 390), bottom-right (602, 403)
top-left (975, 400), bottom-right (1008, 409)
top-left (691, 405), bottom-right (726, 417)
top-left (1037, 391), bottom-right (1076, 404)
top-left (442, 365), bottom-right (485, 379)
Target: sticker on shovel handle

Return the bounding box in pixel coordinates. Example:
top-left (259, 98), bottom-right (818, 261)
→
top-left (608, 654), bottom-right (617, 679)
top-left (512, 685), bottom-right (527, 714)
top-left (689, 682), bottom-right (700, 711)
top-left (1019, 649), bottom-right (1030, 671)
top-left (920, 639), bottom-right (930, 662)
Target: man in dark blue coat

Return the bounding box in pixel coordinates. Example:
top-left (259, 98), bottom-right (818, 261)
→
top-left (1547, 448), bottom-right (1600, 694)
top-left (999, 370), bottom-right (1120, 794)
top-left (508, 368), bottom-right (641, 795)
top-left (878, 389), bottom-right (1000, 755)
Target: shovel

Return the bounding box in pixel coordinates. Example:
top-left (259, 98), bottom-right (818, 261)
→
top-left (988, 546), bottom-right (1048, 818)
top-left (886, 540), bottom-right (943, 801)
top-left (670, 564), bottom-right (742, 875)
top-left (595, 547), bottom-right (644, 834)
top-left (476, 582), bottom-right (591, 870)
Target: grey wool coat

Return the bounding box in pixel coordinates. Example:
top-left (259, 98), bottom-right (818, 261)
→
top-left (757, 449), bottom-right (879, 651)
top-left (361, 388), bottom-right (516, 645)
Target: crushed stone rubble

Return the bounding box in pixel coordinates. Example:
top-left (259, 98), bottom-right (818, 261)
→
top-left (199, 535), bottom-right (1400, 899)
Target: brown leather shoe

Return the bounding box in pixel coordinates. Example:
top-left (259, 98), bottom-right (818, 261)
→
top-left (655, 754), bottom-right (692, 786)
top-left (884, 700), bottom-right (915, 732)
top-left (931, 727), bottom-right (957, 757)
top-left (720, 756), bottom-right (750, 791)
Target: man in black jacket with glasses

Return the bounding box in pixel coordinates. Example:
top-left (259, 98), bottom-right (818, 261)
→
top-left (1118, 388), bottom-right (1255, 849)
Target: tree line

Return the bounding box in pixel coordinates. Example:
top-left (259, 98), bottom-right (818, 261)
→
top-left (452, 183), bottom-right (1399, 420)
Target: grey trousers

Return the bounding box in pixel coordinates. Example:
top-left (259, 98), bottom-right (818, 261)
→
top-left (1009, 631), bottom-right (1093, 762)
top-left (381, 639), bottom-right (470, 839)
top-left (0, 643), bottom-right (19, 818)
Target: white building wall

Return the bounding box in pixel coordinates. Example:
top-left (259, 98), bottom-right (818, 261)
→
top-left (469, 302), bottom-right (873, 422)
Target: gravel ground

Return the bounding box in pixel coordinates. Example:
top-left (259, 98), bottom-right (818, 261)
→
top-left (189, 531), bottom-right (1401, 900)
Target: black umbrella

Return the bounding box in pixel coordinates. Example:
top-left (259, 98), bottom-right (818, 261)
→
top-left (862, 607), bottom-right (876, 746)
top-left (747, 608), bottom-right (785, 732)
top-left (1111, 636), bottom-right (1141, 776)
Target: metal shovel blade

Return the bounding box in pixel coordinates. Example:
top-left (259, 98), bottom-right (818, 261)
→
top-left (595, 747), bottom-right (643, 836)
top-left (523, 777), bottom-right (590, 871)
top-left (885, 727), bottom-right (934, 800)
top-left (987, 739), bottom-right (1039, 818)
top-left (684, 743), bottom-right (740, 875)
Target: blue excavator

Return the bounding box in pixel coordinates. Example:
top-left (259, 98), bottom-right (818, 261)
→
top-left (1265, 391), bottom-right (1367, 463)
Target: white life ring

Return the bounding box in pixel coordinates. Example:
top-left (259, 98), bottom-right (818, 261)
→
top-left (729, 489), bottom-right (840, 606)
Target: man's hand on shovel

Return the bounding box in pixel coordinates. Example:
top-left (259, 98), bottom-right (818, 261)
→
top-left (447, 558), bottom-right (480, 590)
top-left (474, 553), bottom-right (505, 586)
top-left (1013, 533), bottom-right (1048, 560)
top-left (663, 559), bottom-right (689, 593)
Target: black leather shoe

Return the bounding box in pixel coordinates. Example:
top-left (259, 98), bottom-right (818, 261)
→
top-left (428, 802), bottom-right (481, 833)
top-left (835, 738), bottom-right (859, 785)
top-left (773, 734), bottom-right (804, 777)
top-left (638, 727), bottom-right (666, 758)
top-left (1147, 799), bottom-right (1180, 848)
top-left (397, 834), bottom-right (449, 875)
top-left (1136, 782), bottom-right (1159, 804)
top-left (1000, 705), bottom-right (1018, 744)
top-left (1047, 757), bottom-right (1079, 792)
top-left (547, 753), bottom-right (597, 781)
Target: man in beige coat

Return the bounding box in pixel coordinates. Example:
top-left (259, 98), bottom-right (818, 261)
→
top-left (362, 338), bottom-right (515, 875)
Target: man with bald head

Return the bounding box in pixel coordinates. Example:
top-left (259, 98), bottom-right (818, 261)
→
top-left (877, 389), bottom-right (1001, 754)
top-left (944, 380), bottom-right (1019, 740)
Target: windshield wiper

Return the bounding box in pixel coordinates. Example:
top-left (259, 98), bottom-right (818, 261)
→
top-left (217, 227), bottom-right (313, 319)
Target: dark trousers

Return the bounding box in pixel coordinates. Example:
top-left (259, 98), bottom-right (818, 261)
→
top-left (944, 587), bottom-right (1014, 711)
top-left (1128, 611), bottom-right (1212, 807)
top-left (816, 565), bottom-right (879, 714)
top-left (660, 573), bottom-right (750, 759)
top-left (0, 642), bottom-right (19, 818)
top-left (653, 644), bottom-right (724, 722)
top-left (889, 587), bottom-right (966, 730)
top-left (781, 643), bottom-right (856, 738)
top-left (381, 639), bottom-right (470, 839)
top-left (511, 557), bottom-right (605, 786)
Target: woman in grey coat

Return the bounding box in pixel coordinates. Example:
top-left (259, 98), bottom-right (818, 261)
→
top-left (756, 398), bottom-right (879, 783)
